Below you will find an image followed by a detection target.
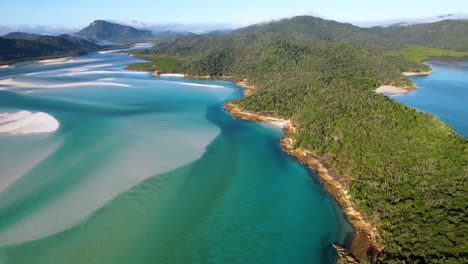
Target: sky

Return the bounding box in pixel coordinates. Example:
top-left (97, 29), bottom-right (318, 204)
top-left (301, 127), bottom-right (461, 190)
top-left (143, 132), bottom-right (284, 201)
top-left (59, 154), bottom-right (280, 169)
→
top-left (0, 0), bottom-right (467, 34)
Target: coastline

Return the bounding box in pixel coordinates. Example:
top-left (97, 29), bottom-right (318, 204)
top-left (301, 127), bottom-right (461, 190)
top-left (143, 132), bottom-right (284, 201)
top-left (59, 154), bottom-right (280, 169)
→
top-left (375, 70), bottom-right (432, 95)
top-left (224, 83), bottom-right (377, 263)
top-left (146, 71), bottom-right (377, 262)
top-left (136, 67), bottom-right (436, 262)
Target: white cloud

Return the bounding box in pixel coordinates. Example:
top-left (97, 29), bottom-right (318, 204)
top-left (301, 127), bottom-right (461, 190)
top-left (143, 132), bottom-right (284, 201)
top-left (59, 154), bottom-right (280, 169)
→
top-left (0, 24), bottom-right (80, 36)
top-left (349, 13), bottom-right (468, 27)
top-left (108, 19), bottom-right (234, 33)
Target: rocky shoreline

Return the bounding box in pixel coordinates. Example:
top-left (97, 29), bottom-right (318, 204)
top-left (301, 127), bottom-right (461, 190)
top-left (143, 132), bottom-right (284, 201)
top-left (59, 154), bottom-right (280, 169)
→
top-left (148, 71), bottom-right (380, 262)
top-left (224, 79), bottom-right (380, 263)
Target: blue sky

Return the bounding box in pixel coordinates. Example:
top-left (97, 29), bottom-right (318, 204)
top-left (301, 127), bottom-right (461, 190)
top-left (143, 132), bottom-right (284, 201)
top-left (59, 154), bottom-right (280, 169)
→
top-left (0, 0), bottom-right (467, 28)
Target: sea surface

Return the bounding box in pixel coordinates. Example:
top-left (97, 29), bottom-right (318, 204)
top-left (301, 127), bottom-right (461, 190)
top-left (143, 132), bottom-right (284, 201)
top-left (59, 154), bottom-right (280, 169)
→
top-left (0, 49), bottom-right (352, 263)
top-left (394, 58), bottom-right (468, 137)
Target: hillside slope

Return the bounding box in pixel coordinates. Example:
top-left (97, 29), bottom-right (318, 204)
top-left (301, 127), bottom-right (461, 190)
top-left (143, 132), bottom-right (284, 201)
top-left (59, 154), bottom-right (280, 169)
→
top-left (234, 16), bottom-right (468, 52)
top-left (366, 19), bottom-right (468, 51)
top-left (1, 32), bottom-right (41, 40)
top-left (0, 35), bottom-right (100, 64)
top-left (76, 20), bottom-right (153, 43)
top-left (235, 16), bottom-right (398, 49)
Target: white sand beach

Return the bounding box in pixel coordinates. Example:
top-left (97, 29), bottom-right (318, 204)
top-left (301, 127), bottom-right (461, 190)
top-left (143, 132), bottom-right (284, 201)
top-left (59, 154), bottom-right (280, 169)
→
top-left (0, 65), bottom-right (14, 69)
top-left (98, 50), bottom-right (119, 54)
top-left (375, 85), bottom-right (409, 95)
top-left (402, 71), bottom-right (432, 77)
top-left (160, 73), bottom-right (185, 77)
top-left (0, 111), bottom-right (59, 135)
top-left (174, 82), bottom-right (225, 89)
top-left (270, 120), bottom-right (290, 128)
top-left (52, 81), bottom-right (130, 88)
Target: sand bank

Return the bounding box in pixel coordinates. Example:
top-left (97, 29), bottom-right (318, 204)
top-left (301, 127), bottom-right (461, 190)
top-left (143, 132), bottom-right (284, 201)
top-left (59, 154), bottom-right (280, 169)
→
top-left (0, 65), bottom-right (14, 69)
top-left (37, 57), bottom-right (98, 66)
top-left (0, 111), bottom-right (59, 135)
top-left (0, 78), bottom-right (41, 88)
top-left (160, 73), bottom-right (185, 77)
top-left (0, 78), bottom-right (130, 89)
top-left (98, 50), bottom-right (119, 54)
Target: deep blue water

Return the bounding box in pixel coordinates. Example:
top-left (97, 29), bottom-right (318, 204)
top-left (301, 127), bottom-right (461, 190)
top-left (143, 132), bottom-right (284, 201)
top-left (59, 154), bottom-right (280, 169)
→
top-left (394, 58), bottom-right (468, 137)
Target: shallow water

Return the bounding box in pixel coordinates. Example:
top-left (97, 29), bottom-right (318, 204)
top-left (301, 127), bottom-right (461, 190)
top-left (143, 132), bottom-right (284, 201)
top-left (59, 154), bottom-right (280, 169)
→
top-left (393, 58), bottom-right (468, 137)
top-left (0, 50), bottom-right (352, 263)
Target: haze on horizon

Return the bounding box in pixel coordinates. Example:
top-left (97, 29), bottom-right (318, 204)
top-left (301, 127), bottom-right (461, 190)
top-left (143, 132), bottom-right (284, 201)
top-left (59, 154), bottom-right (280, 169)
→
top-left (0, 0), bottom-right (467, 35)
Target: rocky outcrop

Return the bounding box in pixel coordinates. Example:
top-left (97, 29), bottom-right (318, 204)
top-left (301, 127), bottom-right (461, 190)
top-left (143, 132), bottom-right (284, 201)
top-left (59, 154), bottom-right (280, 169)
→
top-left (151, 70), bottom-right (161, 77)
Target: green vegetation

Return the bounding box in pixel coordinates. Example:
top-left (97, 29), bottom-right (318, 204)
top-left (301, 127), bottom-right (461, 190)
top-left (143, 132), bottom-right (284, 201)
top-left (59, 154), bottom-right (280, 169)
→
top-left (397, 45), bottom-right (468, 63)
top-left (0, 35), bottom-right (100, 65)
top-left (234, 16), bottom-right (468, 52)
top-left (367, 20), bottom-right (468, 52)
top-left (124, 54), bottom-right (183, 72)
top-left (148, 33), bottom-right (467, 263)
top-left (1, 32), bottom-right (41, 40)
top-left (235, 16), bottom-right (398, 49)
top-left (76, 20), bottom-right (153, 43)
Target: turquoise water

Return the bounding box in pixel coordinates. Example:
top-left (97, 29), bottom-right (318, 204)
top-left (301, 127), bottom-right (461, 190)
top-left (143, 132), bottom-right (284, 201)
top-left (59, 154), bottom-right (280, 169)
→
top-left (393, 58), bottom-right (468, 137)
top-left (0, 51), bottom-right (352, 263)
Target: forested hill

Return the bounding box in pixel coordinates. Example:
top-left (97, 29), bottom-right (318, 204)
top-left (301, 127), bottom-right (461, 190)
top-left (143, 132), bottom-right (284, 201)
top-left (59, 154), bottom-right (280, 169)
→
top-left (0, 34), bottom-right (100, 64)
top-left (146, 33), bottom-right (467, 263)
top-left (234, 16), bottom-right (468, 51)
top-left (234, 16), bottom-right (398, 49)
top-left (1, 32), bottom-right (41, 40)
top-left (76, 20), bottom-right (153, 43)
top-left (365, 19), bottom-right (468, 51)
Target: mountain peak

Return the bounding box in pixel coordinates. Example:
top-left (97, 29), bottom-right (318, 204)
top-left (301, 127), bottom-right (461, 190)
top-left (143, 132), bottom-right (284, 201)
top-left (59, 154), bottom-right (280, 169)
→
top-left (76, 20), bottom-right (153, 43)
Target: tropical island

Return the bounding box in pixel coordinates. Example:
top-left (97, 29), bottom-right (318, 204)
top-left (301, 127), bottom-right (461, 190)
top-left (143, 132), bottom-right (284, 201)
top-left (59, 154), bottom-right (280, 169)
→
top-left (126, 16), bottom-right (468, 263)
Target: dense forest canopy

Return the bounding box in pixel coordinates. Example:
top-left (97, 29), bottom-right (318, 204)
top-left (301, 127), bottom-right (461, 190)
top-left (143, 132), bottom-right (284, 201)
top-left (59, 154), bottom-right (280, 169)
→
top-left (0, 35), bottom-right (100, 64)
top-left (366, 19), bottom-right (468, 51)
top-left (142, 32), bottom-right (468, 263)
top-left (234, 16), bottom-right (468, 51)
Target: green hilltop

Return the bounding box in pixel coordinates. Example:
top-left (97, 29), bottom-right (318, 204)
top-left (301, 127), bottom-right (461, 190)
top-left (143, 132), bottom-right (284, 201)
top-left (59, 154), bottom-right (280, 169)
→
top-left (1, 32), bottom-right (42, 40)
top-left (366, 19), bottom-right (468, 51)
top-left (234, 16), bottom-right (468, 52)
top-left (235, 16), bottom-right (399, 49)
top-left (76, 20), bottom-right (154, 43)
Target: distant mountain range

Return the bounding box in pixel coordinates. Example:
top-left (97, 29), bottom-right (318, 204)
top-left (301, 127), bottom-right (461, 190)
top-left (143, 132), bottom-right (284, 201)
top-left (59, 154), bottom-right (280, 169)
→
top-left (2, 32), bottom-right (42, 40)
top-left (1, 15), bottom-right (467, 65)
top-left (0, 34), bottom-right (100, 64)
top-left (366, 19), bottom-right (468, 51)
top-left (355, 13), bottom-right (468, 27)
top-left (234, 16), bottom-right (468, 51)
